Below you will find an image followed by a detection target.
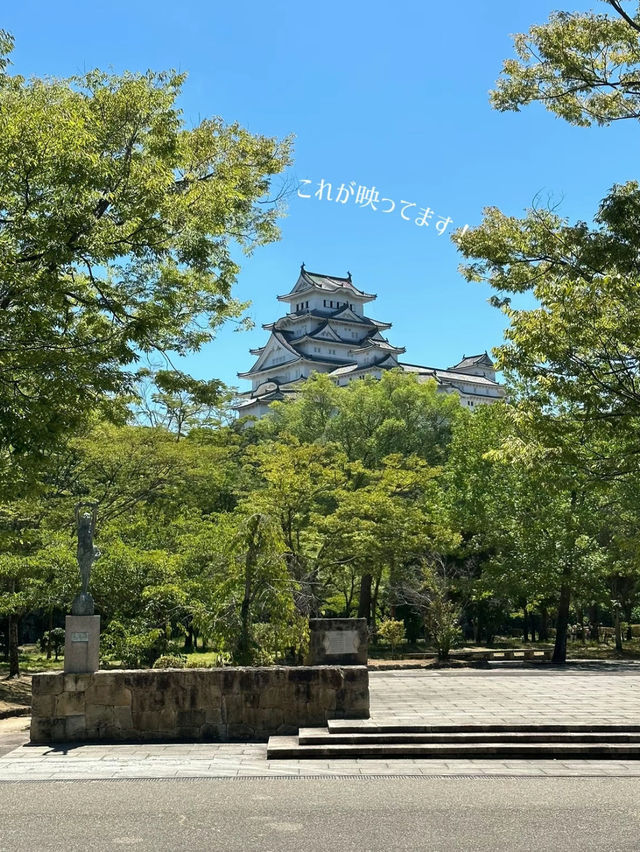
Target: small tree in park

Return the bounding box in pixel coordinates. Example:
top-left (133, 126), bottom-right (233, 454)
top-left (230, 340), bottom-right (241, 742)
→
top-left (40, 628), bottom-right (65, 662)
top-left (377, 619), bottom-right (406, 657)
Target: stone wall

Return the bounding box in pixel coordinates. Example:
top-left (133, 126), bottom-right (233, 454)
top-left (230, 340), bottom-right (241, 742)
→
top-left (30, 666), bottom-right (369, 743)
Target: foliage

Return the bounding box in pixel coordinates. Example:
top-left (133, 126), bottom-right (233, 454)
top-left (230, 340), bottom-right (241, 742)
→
top-left (491, 1), bottom-right (640, 127)
top-left (40, 628), bottom-right (65, 661)
top-left (453, 0), bottom-right (640, 660)
top-left (264, 370), bottom-right (462, 467)
top-left (377, 619), bottom-right (406, 655)
top-left (152, 654), bottom-right (187, 669)
top-left (0, 34), bottom-right (291, 492)
top-left (426, 580), bottom-right (462, 661)
top-left (101, 621), bottom-right (165, 668)
top-left (185, 652), bottom-right (231, 668)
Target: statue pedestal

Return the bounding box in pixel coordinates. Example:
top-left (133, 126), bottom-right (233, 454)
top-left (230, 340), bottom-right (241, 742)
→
top-left (64, 615), bottom-right (100, 674)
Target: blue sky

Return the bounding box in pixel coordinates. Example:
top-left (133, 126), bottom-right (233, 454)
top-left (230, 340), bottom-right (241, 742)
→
top-left (4, 1), bottom-right (637, 390)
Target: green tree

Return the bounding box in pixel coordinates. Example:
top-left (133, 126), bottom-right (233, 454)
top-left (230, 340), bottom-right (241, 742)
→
top-left (0, 32), bottom-right (291, 490)
top-left (445, 404), bottom-right (602, 660)
top-left (265, 371), bottom-right (462, 468)
top-left (179, 511), bottom-right (303, 665)
top-left (241, 439), bottom-right (347, 615)
top-left (322, 456), bottom-right (458, 627)
top-left (377, 619), bottom-right (406, 657)
top-left (458, 0), bottom-right (640, 470)
top-left (454, 0), bottom-right (640, 660)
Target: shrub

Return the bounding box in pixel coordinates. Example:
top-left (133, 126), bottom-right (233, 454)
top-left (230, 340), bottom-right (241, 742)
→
top-left (377, 619), bottom-right (406, 656)
top-left (185, 652), bottom-right (231, 668)
top-left (152, 654), bottom-right (187, 669)
top-left (40, 627), bottom-right (65, 661)
top-left (101, 621), bottom-right (166, 668)
top-left (428, 587), bottom-right (461, 660)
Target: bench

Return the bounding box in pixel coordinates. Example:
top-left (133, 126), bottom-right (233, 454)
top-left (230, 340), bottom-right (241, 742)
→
top-left (386, 648), bottom-right (554, 663)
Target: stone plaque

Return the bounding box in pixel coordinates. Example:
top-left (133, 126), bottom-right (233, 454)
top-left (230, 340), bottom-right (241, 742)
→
top-left (306, 618), bottom-right (368, 666)
top-left (324, 629), bottom-right (359, 656)
top-left (64, 615), bottom-right (100, 673)
top-left (71, 632), bottom-right (89, 643)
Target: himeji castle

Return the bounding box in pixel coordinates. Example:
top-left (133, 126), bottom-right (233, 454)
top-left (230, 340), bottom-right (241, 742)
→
top-left (234, 265), bottom-right (505, 418)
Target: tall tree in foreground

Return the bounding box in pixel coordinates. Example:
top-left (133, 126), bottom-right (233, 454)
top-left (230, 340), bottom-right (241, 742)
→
top-left (0, 31), bottom-right (291, 493)
top-left (456, 0), bottom-right (640, 660)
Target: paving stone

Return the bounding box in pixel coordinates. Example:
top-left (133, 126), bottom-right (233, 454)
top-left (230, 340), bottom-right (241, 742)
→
top-left (4, 666), bottom-right (640, 780)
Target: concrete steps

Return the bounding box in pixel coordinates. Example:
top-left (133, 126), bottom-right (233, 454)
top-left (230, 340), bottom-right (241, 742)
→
top-left (298, 727), bottom-right (640, 745)
top-left (326, 720), bottom-right (640, 734)
top-left (267, 721), bottom-right (640, 760)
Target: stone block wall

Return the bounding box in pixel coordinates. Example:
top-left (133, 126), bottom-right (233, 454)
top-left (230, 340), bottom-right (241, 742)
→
top-left (30, 666), bottom-right (369, 743)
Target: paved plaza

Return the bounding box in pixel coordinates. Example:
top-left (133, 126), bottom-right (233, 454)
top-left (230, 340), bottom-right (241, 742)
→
top-left (2, 665), bottom-right (640, 780)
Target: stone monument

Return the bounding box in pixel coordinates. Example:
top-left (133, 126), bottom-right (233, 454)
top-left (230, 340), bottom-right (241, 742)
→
top-left (64, 502), bottom-right (100, 674)
top-left (306, 618), bottom-right (368, 666)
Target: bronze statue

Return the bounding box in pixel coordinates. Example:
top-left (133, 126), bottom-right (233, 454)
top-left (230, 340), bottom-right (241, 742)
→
top-left (71, 502), bottom-right (99, 616)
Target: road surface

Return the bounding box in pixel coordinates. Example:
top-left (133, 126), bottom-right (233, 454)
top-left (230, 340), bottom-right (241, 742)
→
top-left (0, 776), bottom-right (637, 851)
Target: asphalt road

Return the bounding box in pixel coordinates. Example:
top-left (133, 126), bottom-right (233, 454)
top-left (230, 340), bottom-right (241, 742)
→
top-left (0, 776), bottom-right (638, 851)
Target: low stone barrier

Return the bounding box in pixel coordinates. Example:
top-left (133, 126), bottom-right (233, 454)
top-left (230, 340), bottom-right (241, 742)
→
top-left (30, 666), bottom-right (369, 743)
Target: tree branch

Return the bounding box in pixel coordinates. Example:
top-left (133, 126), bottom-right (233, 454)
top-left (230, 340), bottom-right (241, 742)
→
top-left (607, 1), bottom-right (640, 34)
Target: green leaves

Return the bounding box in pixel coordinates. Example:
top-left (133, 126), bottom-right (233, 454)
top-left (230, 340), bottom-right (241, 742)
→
top-left (0, 47), bottom-right (291, 485)
top-left (491, 5), bottom-right (640, 126)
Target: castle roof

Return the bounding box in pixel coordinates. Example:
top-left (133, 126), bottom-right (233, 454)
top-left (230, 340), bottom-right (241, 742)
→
top-left (450, 352), bottom-right (494, 371)
top-left (277, 266), bottom-right (375, 303)
top-left (238, 346), bottom-right (362, 378)
top-left (328, 354), bottom-right (399, 376)
top-left (264, 306), bottom-right (391, 331)
top-left (400, 362), bottom-right (500, 386)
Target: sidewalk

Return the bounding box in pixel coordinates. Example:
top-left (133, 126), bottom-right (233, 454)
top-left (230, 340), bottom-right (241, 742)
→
top-left (2, 666), bottom-right (640, 780)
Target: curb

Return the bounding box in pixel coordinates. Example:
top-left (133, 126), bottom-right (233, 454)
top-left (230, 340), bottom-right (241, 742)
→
top-left (0, 708), bottom-right (31, 720)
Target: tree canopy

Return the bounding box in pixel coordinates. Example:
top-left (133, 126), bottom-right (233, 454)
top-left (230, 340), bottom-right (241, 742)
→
top-left (0, 31), bottom-right (291, 489)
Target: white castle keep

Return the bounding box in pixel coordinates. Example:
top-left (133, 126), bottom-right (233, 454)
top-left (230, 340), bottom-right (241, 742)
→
top-left (235, 265), bottom-right (505, 418)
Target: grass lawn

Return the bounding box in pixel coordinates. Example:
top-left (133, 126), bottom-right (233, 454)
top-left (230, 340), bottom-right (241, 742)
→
top-left (0, 644), bottom-right (64, 675)
top-left (0, 645), bottom-right (65, 714)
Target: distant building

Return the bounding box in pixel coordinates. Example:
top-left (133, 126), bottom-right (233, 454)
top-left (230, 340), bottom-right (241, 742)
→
top-left (234, 265), bottom-right (505, 418)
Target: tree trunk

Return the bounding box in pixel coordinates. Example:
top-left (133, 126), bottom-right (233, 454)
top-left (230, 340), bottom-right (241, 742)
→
top-left (553, 578), bottom-right (571, 664)
top-left (614, 603), bottom-right (623, 654)
top-left (46, 609), bottom-right (53, 660)
top-left (523, 605), bottom-right (529, 643)
top-left (8, 614), bottom-right (19, 678)
top-left (358, 574), bottom-right (372, 623)
top-left (371, 575), bottom-right (381, 634)
top-left (589, 604), bottom-right (599, 642)
top-left (539, 607), bottom-right (549, 642)
top-left (389, 557), bottom-right (396, 620)
top-left (613, 582), bottom-right (622, 654)
top-left (624, 605), bottom-right (633, 641)
top-left (183, 625), bottom-right (194, 653)
top-left (238, 597), bottom-right (251, 665)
